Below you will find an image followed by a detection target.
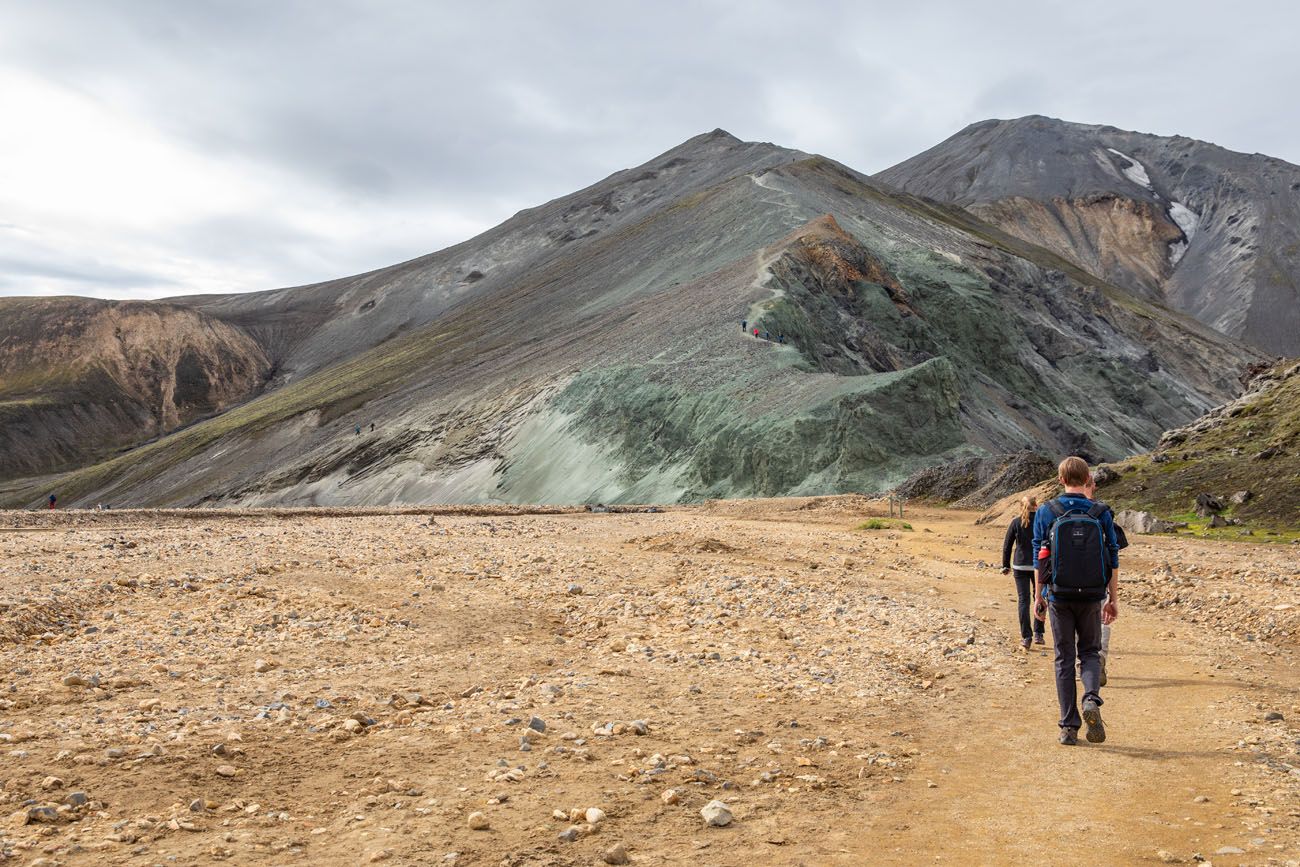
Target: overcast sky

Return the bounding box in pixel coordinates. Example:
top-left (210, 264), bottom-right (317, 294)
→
top-left (3, 0), bottom-right (1297, 300)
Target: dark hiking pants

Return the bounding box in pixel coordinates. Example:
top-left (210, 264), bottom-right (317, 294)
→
top-left (1013, 571), bottom-right (1045, 641)
top-left (1048, 598), bottom-right (1104, 730)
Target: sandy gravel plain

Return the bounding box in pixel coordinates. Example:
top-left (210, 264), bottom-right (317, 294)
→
top-left (1, 497), bottom-right (1296, 866)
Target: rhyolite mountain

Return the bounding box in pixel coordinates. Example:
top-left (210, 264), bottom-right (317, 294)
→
top-left (876, 115), bottom-right (1300, 356)
top-left (0, 297), bottom-right (270, 479)
top-left (0, 127), bottom-right (1269, 508)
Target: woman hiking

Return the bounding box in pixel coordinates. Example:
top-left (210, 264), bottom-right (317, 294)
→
top-left (1002, 495), bottom-right (1045, 649)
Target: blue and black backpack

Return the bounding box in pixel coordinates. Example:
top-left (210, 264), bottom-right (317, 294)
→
top-left (1044, 499), bottom-right (1111, 602)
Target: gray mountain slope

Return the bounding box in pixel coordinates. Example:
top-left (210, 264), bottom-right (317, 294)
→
top-left (3, 137), bottom-right (1259, 509)
top-left (174, 130), bottom-right (805, 385)
top-left (876, 115), bottom-right (1300, 355)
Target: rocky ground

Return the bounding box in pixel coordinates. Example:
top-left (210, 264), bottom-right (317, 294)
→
top-left (1, 498), bottom-right (1296, 865)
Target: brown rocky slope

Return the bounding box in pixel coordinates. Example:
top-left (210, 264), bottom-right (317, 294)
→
top-left (0, 297), bottom-right (270, 478)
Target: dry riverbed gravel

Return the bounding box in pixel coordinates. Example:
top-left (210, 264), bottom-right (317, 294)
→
top-left (1, 498), bottom-right (1296, 865)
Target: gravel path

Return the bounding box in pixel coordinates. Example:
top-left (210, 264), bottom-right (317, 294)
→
top-left (1, 499), bottom-right (1295, 864)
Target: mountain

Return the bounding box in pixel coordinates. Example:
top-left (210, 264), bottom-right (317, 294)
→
top-left (0, 297), bottom-right (269, 478)
top-left (876, 115), bottom-right (1300, 356)
top-left (0, 129), bottom-right (1262, 508)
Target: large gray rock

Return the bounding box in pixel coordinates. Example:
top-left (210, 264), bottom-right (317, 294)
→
top-left (1114, 509), bottom-right (1174, 535)
top-left (1092, 465), bottom-right (1118, 485)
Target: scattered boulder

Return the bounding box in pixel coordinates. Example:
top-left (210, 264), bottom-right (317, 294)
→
top-left (1194, 493), bottom-right (1224, 517)
top-left (1114, 510), bottom-right (1174, 535)
top-left (603, 843), bottom-right (630, 865)
top-left (1229, 490), bottom-right (1252, 505)
top-left (467, 811), bottom-right (490, 831)
top-left (24, 806), bottom-right (61, 825)
top-left (1209, 514), bottom-right (1228, 528)
top-left (1092, 465), bottom-right (1118, 485)
top-left (700, 800), bottom-right (732, 827)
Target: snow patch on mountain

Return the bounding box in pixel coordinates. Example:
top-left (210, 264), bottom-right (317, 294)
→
top-left (1107, 148), bottom-right (1153, 190)
top-left (1167, 201), bottom-right (1200, 264)
top-left (1168, 201), bottom-right (1199, 240)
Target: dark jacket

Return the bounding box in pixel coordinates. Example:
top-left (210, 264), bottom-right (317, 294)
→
top-left (1002, 515), bottom-right (1034, 570)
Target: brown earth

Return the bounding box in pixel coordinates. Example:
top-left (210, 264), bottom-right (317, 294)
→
top-left (1, 498), bottom-right (1296, 865)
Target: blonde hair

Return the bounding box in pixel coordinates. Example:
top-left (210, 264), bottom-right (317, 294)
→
top-left (1019, 495), bottom-right (1037, 526)
top-left (1058, 456), bottom-right (1090, 487)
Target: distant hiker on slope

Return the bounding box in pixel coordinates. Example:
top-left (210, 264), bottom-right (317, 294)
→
top-left (355, 424), bottom-right (361, 436)
top-left (742, 319), bottom-right (747, 332)
top-left (48, 493), bottom-right (57, 510)
top-left (1032, 456), bottom-right (1119, 745)
top-left (1001, 494), bottom-right (1046, 650)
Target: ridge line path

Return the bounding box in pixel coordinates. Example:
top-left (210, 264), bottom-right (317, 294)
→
top-left (774, 510), bottom-right (1297, 866)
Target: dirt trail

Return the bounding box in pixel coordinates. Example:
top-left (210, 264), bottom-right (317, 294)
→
top-left (848, 512), bottom-right (1298, 865)
top-left (0, 501), bottom-right (1294, 866)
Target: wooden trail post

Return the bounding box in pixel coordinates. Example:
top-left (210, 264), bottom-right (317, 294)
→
top-left (888, 494), bottom-right (906, 518)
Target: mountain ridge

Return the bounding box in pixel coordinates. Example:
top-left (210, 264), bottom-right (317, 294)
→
top-left (0, 122), bottom-right (1277, 508)
top-left (876, 114), bottom-right (1300, 355)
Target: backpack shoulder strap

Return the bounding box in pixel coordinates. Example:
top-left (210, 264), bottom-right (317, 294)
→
top-left (1047, 499), bottom-right (1067, 518)
top-left (1086, 502), bottom-right (1108, 519)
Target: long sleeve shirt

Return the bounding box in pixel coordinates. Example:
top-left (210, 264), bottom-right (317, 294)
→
top-left (1001, 516), bottom-right (1035, 570)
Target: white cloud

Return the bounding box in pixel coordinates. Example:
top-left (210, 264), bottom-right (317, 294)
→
top-left (0, 0), bottom-right (1296, 299)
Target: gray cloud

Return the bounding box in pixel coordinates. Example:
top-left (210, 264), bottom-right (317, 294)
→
top-left (2, 0), bottom-right (1297, 299)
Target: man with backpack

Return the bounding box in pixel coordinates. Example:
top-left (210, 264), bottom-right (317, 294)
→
top-left (1032, 456), bottom-right (1120, 745)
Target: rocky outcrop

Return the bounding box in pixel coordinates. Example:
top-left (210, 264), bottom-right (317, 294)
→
top-left (897, 452), bottom-right (1055, 508)
top-left (1100, 359), bottom-right (1300, 530)
top-left (1114, 509), bottom-right (1176, 535)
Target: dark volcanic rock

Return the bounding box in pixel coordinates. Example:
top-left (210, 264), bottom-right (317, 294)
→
top-left (1195, 493), bottom-right (1225, 516)
top-left (898, 452), bottom-right (1055, 508)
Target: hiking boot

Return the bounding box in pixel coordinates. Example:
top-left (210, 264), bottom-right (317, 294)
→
top-left (1033, 634), bottom-right (1045, 646)
top-left (1058, 727), bottom-right (1078, 746)
top-left (1099, 655), bottom-right (1108, 687)
top-left (1082, 699), bottom-right (1106, 743)
top-left (1020, 638), bottom-right (1032, 651)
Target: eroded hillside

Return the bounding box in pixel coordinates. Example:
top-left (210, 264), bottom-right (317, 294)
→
top-left (0, 298), bottom-right (270, 477)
